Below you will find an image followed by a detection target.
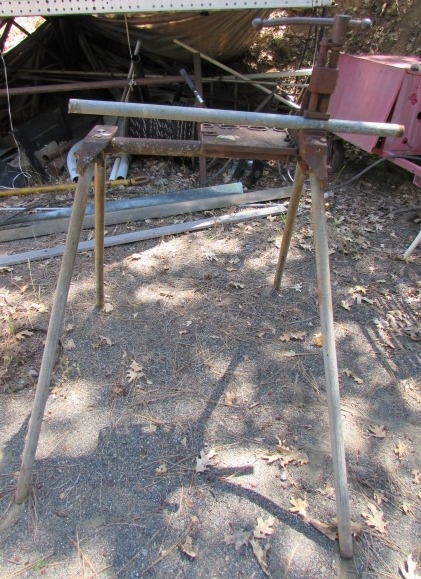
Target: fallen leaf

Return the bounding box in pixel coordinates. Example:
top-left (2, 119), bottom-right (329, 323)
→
top-left (394, 442), bottom-right (407, 460)
top-left (291, 282), bottom-right (302, 292)
top-left (343, 369), bottom-right (363, 384)
top-left (155, 464), bottom-right (168, 475)
top-left (20, 284), bottom-right (28, 294)
top-left (102, 302), bottom-right (114, 313)
top-left (412, 470), bottom-right (421, 485)
top-left (179, 535), bottom-right (197, 559)
top-left (205, 252), bottom-right (218, 261)
top-left (253, 516), bottom-right (275, 539)
top-left (362, 503), bottom-right (388, 534)
top-left (98, 335), bottom-right (113, 346)
top-left (224, 530), bottom-right (250, 550)
top-left (195, 448), bottom-right (218, 473)
top-left (308, 518), bottom-right (338, 541)
top-left (313, 333), bottom-right (323, 347)
top-left (368, 424), bottom-right (386, 439)
top-left (15, 330), bottom-right (34, 341)
top-left (273, 439), bottom-right (309, 467)
top-left (279, 331), bottom-right (306, 342)
top-left (400, 554), bottom-right (419, 579)
top-left (229, 281), bottom-right (244, 289)
top-left (401, 502), bottom-right (412, 514)
top-left (31, 302), bottom-right (48, 313)
top-left (64, 338), bottom-right (76, 350)
top-left (249, 538), bottom-right (270, 576)
top-left (373, 489), bottom-right (388, 506)
top-left (126, 360), bottom-right (144, 383)
top-left (127, 253), bottom-right (142, 261)
top-left (289, 497), bottom-right (308, 519)
top-left (224, 391), bottom-right (237, 406)
top-left (341, 300), bottom-right (352, 311)
top-left (317, 486), bottom-right (335, 498)
top-left (352, 285), bottom-right (368, 295)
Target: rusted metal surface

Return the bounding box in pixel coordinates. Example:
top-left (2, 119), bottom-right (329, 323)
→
top-left (77, 125), bottom-right (118, 173)
top-left (200, 124), bottom-right (297, 160)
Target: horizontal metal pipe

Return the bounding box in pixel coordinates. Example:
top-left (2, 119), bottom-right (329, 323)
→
top-left (252, 17), bottom-right (372, 29)
top-left (0, 76), bottom-right (186, 97)
top-left (69, 99), bottom-right (404, 138)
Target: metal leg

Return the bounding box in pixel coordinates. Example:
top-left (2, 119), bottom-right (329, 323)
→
top-left (310, 173), bottom-right (353, 558)
top-left (14, 163), bottom-right (95, 505)
top-left (94, 156), bottom-right (106, 308)
top-left (273, 163), bottom-right (306, 289)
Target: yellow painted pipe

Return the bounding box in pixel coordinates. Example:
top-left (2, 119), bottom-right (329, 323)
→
top-left (0, 176), bottom-right (148, 198)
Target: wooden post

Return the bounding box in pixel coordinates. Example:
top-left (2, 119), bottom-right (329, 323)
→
top-left (94, 155), bottom-right (106, 308)
top-left (273, 163), bottom-right (306, 289)
top-left (310, 172), bottom-right (353, 558)
top-left (14, 163), bottom-right (95, 505)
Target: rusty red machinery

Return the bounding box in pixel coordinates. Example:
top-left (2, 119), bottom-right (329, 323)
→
top-left (328, 53), bottom-right (421, 187)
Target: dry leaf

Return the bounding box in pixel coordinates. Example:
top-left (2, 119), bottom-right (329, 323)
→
top-left (279, 331), bottom-right (306, 342)
top-left (317, 486), bottom-right (335, 498)
top-left (20, 284), bottom-right (28, 294)
top-left (343, 369), bottom-right (363, 384)
top-left (394, 442), bottom-right (407, 459)
top-left (401, 502), bottom-right (412, 514)
top-left (64, 338), bottom-right (76, 350)
top-left (224, 391), bottom-right (237, 406)
top-left (15, 330), bottom-right (34, 341)
top-left (253, 516), bottom-right (275, 539)
top-left (308, 518), bottom-right (338, 541)
top-left (352, 285), bottom-right (368, 295)
top-left (289, 497), bottom-right (308, 519)
top-left (127, 253), bottom-right (142, 261)
top-left (126, 360), bottom-right (144, 383)
top-left (179, 535), bottom-right (197, 559)
top-left (362, 503), bottom-right (388, 534)
top-left (155, 464), bottom-right (168, 475)
top-left (224, 530), bottom-right (250, 550)
top-left (249, 538), bottom-right (270, 577)
top-left (195, 448), bottom-right (217, 473)
top-left (373, 489), bottom-right (388, 506)
top-left (102, 302), bottom-right (114, 313)
top-left (229, 281), bottom-right (244, 289)
top-left (368, 424), bottom-right (386, 439)
top-left (341, 300), bottom-right (352, 311)
top-left (411, 469), bottom-right (421, 485)
top-left (98, 335), bottom-right (112, 346)
top-left (400, 554), bottom-right (419, 579)
top-left (313, 333), bottom-right (323, 347)
top-left (273, 439), bottom-right (309, 467)
top-left (205, 252), bottom-right (218, 261)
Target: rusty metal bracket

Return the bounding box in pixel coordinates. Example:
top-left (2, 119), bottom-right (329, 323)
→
top-left (77, 125), bottom-right (118, 173)
top-left (296, 130), bottom-right (328, 183)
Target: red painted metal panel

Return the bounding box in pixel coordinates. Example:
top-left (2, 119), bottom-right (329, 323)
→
top-left (328, 53), bottom-right (407, 152)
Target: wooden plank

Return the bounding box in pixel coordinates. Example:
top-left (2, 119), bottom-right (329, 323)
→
top-left (0, 204), bottom-right (288, 267)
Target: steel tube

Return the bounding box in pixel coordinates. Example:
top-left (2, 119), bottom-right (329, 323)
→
top-left (273, 163), bottom-right (305, 289)
top-left (14, 162), bottom-right (95, 505)
top-left (69, 100), bottom-right (404, 138)
top-left (94, 157), bottom-right (106, 309)
top-left (0, 76), bottom-right (187, 98)
top-left (252, 16), bottom-right (372, 29)
top-left (310, 173), bottom-right (353, 558)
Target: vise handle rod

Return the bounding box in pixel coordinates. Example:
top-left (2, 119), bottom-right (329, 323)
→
top-left (252, 16), bottom-right (372, 30)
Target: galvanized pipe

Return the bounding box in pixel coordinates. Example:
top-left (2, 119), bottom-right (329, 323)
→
top-left (94, 156), bottom-right (106, 309)
top-left (273, 163), bottom-right (306, 289)
top-left (252, 16), bottom-right (372, 30)
top-left (310, 172), bottom-right (353, 559)
top-left (68, 100), bottom-right (404, 138)
top-left (14, 162), bottom-right (95, 505)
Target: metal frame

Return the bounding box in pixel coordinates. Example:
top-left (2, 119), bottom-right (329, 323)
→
top-left (1, 0), bottom-right (331, 18)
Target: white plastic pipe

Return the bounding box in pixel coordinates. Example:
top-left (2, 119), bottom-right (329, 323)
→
top-left (67, 140), bottom-right (82, 182)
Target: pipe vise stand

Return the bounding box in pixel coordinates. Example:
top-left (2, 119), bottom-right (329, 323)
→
top-left (8, 14), bottom-right (405, 562)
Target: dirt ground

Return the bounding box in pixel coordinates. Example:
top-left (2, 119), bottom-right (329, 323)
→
top-left (1, 2), bottom-right (421, 578)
